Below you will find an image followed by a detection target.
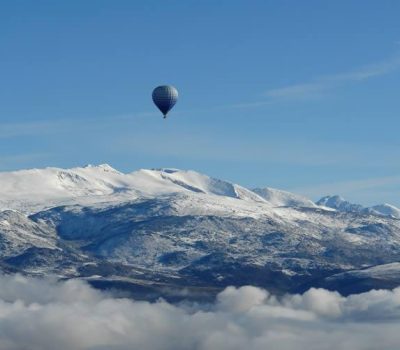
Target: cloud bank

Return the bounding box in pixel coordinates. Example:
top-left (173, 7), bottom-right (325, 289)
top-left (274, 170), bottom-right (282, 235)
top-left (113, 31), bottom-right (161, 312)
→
top-left (0, 275), bottom-right (399, 350)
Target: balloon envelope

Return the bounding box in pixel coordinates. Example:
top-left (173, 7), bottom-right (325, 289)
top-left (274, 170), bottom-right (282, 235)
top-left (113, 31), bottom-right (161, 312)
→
top-left (152, 85), bottom-right (178, 118)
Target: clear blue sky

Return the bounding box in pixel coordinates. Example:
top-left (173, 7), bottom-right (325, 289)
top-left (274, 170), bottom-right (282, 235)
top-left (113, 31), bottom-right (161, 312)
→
top-left (1, 0), bottom-right (400, 205)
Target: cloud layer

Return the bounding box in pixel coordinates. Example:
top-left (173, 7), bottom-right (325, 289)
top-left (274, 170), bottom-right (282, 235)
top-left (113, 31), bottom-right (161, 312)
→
top-left (0, 275), bottom-right (399, 350)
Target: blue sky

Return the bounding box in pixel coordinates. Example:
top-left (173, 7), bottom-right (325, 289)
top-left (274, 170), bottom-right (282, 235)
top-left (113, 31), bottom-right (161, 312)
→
top-left (1, 0), bottom-right (400, 205)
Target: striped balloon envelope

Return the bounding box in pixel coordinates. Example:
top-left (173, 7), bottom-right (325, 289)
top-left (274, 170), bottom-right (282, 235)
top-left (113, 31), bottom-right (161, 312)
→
top-left (152, 85), bottom-right (178, 118)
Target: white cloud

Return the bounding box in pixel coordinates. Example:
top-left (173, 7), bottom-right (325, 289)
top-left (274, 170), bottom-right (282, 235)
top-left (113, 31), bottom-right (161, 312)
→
top-left (265, 53), bottom-right (400, 100)
top-left (266, 81), bottom-right (327, 100)
top-left (0, 275), bottom-right (399, 349)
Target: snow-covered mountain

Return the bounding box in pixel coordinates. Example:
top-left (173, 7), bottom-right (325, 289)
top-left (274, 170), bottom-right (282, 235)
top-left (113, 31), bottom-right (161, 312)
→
top-left (1, 164), bottom-right (400, 299)
top-left (316, 195), bottom-right (364, 212)
top-left (0, 165), bottom-right (266, 213)
top-left (316, 195), bottom-right (400, 218)
top-left (253, 187), bottom-right (317, 208)
top-left (369, 204), bottom-right (400, 219)
top-left (317, 262), bottom-right (400, 295)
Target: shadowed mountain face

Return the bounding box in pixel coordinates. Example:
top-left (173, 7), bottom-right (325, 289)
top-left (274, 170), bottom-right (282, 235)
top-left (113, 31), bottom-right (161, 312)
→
top-left (0, 165), bottom-right (400, 299)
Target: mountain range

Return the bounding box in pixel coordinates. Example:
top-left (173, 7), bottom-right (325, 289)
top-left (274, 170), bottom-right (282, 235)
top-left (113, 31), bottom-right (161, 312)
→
top-left (0, 164), bottom-right (399, 300)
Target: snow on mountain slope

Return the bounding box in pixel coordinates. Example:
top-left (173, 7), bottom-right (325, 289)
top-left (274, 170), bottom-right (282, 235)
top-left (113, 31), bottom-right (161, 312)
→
top-left (0, 165), bottom-right (266, 214)
top-left (0, 164), bottom-right (134, 212)
top-left (30, 196), bottom-right (400, 291)
top-left (147, 168), bottom-right (266, 202)
top-left (1, 164), bottom-right (400, 296)
top-left (0, 210), bottom-right (57, 257)
top-left (316, 195), bottom-right (364, 212)
top-left (1, 163), bottom-right (396, 222)
top-left (316, 195), bottom-right (400, 218)
top-left (253, 187), bottom-right (317, 208)
top-left (369, 204), bottom-right (400, 218)
top-left (318, 262), bottom-right (400, 295)
top-left (330, 262), bottom-right (400, 280)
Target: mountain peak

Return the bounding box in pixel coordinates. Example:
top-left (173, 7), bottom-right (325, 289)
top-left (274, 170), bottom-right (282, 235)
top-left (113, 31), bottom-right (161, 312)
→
top-left (316, 195), bottom-right (364, 212)
top-left (316, 196), bottom-right (400, 218)
top-left (82, 163), bottom-right (120, 173)
top-left (317, 195), bottom-right (345, 205)
top-left (253, 187), bottom-right (316, 208)
top-left (369, 203), bottom-right (400, 218)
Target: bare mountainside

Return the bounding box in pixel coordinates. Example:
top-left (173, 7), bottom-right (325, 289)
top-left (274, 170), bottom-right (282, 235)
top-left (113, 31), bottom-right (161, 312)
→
top-left (0, 164), bottom-right (399, 300)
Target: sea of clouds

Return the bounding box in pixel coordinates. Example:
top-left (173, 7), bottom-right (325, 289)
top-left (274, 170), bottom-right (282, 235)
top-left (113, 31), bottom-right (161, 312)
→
top-left (0, 274), bottom-right (399, 350)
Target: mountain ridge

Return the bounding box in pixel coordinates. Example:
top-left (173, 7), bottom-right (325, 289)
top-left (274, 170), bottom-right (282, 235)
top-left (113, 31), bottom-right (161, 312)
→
top-left (0, 164), bottom-right (398, 215)
top-left (0, 164), bottom-right (399, 299)
top-left (317, 195), bottom-right (400, 218)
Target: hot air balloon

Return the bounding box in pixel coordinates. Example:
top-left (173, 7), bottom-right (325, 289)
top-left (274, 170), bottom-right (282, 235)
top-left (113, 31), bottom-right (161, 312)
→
top-left (152, 85), bottom-right (178, 118)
